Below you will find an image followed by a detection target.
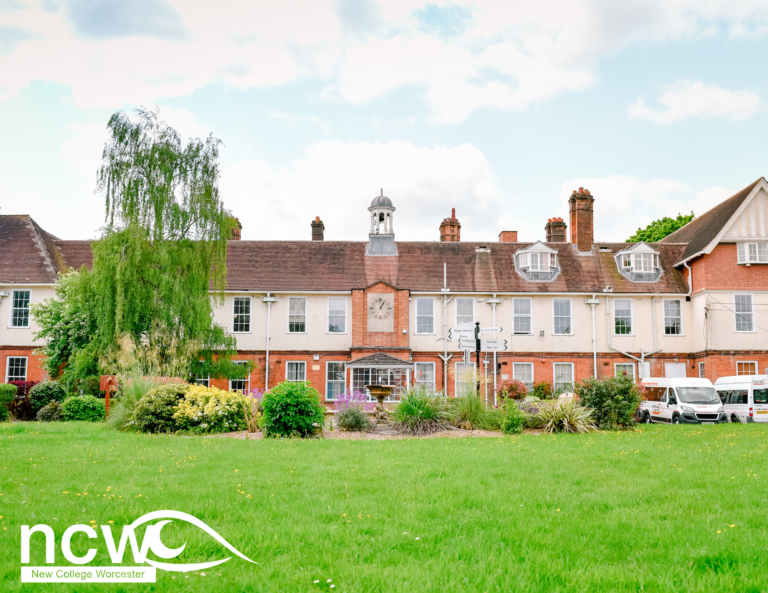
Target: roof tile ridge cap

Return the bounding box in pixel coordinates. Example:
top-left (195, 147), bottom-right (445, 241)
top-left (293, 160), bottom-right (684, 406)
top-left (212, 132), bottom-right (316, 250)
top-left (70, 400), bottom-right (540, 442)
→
top-left (27, 217), bottom-right (59, 274)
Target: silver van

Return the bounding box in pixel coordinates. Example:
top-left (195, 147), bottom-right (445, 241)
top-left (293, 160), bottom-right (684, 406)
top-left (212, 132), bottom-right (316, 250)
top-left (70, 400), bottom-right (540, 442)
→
top-left (714, 375), bottom-right (768, 424)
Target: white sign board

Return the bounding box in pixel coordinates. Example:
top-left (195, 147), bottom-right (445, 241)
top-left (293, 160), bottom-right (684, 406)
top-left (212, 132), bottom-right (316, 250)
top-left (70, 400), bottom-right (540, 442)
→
top-left (481, 339), bottom-right (508, 351)
top-left (458, 339), bottom-right (477, 350)
top-left (481, 327), bottom-right (503, 334)
top-left (449, 328), bottom-right (474, 340)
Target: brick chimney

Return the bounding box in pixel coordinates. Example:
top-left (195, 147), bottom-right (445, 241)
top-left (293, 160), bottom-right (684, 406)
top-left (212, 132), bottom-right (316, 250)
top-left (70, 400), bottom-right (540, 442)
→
top-left (231, 218), bottom-right (242, 241)
top-left (498, 231), bottom-right (518, 242)
top-left (311, 216), bottom-right (325, 241)
top-left (439, 208), bottom-right (461, 242)
top-left (545, 217), bottom-right (567, 242)
top-left (568, 187), bottom-right (594, 252)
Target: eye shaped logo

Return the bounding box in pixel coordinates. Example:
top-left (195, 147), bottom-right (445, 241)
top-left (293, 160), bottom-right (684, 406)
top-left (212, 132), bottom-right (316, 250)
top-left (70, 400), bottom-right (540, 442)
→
top-left (129, 510), bottom-right (257, 572)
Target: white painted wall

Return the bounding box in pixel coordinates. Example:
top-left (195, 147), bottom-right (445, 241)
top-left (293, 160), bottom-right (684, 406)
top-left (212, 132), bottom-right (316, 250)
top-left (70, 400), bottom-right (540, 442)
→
top-left (0, 285), bottom-right (56, 347)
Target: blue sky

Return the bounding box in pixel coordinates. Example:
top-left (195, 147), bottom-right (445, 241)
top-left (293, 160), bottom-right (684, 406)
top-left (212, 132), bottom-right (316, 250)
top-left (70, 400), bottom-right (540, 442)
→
top-left (1, 0), bottom-right (768, 243)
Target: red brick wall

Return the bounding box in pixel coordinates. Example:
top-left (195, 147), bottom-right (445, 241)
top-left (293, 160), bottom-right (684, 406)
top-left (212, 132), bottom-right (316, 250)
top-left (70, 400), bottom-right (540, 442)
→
top-left (695, 352), bottom-right (768, 382)
top-left (690, 244), bottom-right (768, 294)
top-left (351, 282), bottom-right (409, 349)
top-left (0, 347), bottom-right (46, 383)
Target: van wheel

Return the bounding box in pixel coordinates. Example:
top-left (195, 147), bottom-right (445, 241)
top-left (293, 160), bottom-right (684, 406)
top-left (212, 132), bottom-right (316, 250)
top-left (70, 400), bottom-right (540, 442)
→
top-left (731, 414), bottom-right (739, 424)
top-left (643, 411), bottom-right (651, 424)
top-left (672, 414), bottom-right (681, 425)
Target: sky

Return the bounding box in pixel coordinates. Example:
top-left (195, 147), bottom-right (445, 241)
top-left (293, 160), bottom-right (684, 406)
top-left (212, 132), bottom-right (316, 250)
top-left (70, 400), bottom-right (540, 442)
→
top-left (1, 0), bottom-right (768, 244)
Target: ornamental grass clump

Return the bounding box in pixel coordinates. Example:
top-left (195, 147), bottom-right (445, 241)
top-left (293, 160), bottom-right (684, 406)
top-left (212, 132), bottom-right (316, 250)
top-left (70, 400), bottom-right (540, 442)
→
top-left (174, 385), bottom-right (248, 434)
top-left (449, 395), bottom-right (502, 430)
top-left (262, 381), bottom-right (325, 438)
top-left (391, 387), bottom-right (450, 435)
top-left (538, 401), bottom-right (597, 434)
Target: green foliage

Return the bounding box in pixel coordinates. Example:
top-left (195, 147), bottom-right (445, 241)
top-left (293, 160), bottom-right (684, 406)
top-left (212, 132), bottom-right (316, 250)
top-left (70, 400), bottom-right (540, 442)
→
top-left (538, 401), bottom-right (597, 434)
top-left (576, 374), bottom-right (643, 430)
top-left (106, 371), bottom-right (164, 431)
top-left (29, 381), bottom-right (67, 413)
top-left (37, 401), bottom-right (63, 422)
top-left (628, 212), bottom-right (694, 243)
top-left (0, 403), bottom-right (8, 422)
top-left (262, 381), bottom-right (325, 438)
top-left (131, 383), bottom-right (189, 433)
top-left (502, 403), bottom-right (526, 435)
top-left (392, 388), bottom-right (451, 435)
top-left (32, 108), bottom-right (247, 386)
top-left (449, 395), bottom-right (502, 430)
top-left (61, 396), bottom-right (106, 422)
top-left (173, 385), bottom-right (247, 434)
top-left (336, 407), bottom-right (371, 432)
top-left (531, 381), bottom-right (553, 400)
top-left (0, 384), bottom-right (16, 405)
top-left (79, 376), bottom-right (101, 396)
top-left (517, 400), bottom-right (544, 429)
top-left (496, 379), bottom-right (528, 401)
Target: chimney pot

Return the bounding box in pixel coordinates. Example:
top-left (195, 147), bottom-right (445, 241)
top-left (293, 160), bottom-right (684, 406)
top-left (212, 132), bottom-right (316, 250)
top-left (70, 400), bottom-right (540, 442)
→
top-left (569, 187), bottom-right (595, 251)
top-left (579, 187), bottom-right (584, 193)
top-left (440, 209), bottom-right (461, 242)
top-left (231, 217), bottom-right (242, 241)
top-left (498, 230), bottom-right (518, 243)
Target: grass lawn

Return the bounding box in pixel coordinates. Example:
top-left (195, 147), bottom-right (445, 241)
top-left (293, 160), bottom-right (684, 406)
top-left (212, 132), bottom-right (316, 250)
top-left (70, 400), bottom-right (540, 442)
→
top-left (1, 422), bottom-right (768, 592)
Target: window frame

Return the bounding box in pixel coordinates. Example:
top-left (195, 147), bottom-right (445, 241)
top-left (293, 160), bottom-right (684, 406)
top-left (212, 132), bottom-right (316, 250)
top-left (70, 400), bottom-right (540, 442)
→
top-left (734, 293), bottom-right (756, 333)
top-left (662, 298), bottom-right (683, 336)
top-left (454, 361), bottom-right (476, 397)
top-left (512, 362), bottom-right (534, 388)
top-left (415, 298), bottom-right (436, 335)
top-left (286, 360), bottom-right (307, 382)
top-left (325, 361), bottom-right (346, 401)
top-left (737, 361), bottom-right (758, 376)
top-left (737, 242), bottom-right (768, 264)
top-left (553, 362), bottom-right (574, 392)
top-left (552, 298), bottom-right (573, 336)
top-left (195, 375), bottom-right (210, 387)
top-left (614, 363), bottom-right (635, 378)
top-left (287, 296), bottom-right (308, 334)
top-left (698, 362), bottom-right (705, 379)
top-left (326, 296), bottom-right (347, 334)
top-left (612, 298), bottom-right (634, 336)
top-left (231, 296), bottom-right (252, 334)
top-left (414, 362), bottom-right (436, 392)
top-left (9, 289), bottom-right (31, 328)
top-left (228, 360), bottom-right (250, 393)
top-left (5, 356), bottom-right (27, 382)
top-left (513, 297), bottom-right (532, 335)
top-left (455, 297), bottom-right (475, 328)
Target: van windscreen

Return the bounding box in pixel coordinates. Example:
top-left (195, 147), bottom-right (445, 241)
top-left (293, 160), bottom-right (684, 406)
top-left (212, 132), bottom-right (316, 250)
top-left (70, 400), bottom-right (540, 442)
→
top-left (676, 387), bottom-right (720, 404)
top-left (754, 389), bottom-right (768, 404)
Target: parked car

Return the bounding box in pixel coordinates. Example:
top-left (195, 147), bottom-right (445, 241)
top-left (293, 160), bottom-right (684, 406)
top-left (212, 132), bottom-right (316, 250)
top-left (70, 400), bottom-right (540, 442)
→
top-left (714, 375), bottom-right (768, 424)
top-left (637, 378), bottom-right (726, 424)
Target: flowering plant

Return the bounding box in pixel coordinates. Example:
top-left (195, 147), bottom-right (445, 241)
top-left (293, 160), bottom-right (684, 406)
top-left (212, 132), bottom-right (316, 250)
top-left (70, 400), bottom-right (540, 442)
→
top-left (333, 389), bottom-right (374, 413)
top-left (496, 379), bottom-right (528, 401)
top-left (173, 385), bottom-right (248, 434)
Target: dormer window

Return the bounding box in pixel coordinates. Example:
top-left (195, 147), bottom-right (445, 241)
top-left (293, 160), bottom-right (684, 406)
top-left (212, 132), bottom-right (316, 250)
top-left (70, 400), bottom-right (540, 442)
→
top-left (615, 243), bottom-right (662, 282)
top-left (737, 242), bottom-right (768, 264)
top-left (514, 242), bottom-right (560, 282)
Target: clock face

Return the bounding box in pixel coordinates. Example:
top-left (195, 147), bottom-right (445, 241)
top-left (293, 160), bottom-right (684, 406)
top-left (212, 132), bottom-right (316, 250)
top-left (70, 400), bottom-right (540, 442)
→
top-left (369, 297), bottom-right (392, 319)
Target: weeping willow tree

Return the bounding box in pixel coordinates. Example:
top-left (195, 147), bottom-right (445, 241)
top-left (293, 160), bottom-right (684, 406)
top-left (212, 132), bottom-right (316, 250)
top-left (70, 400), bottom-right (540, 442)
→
top-left (33, 108), bottom-right (250, 386)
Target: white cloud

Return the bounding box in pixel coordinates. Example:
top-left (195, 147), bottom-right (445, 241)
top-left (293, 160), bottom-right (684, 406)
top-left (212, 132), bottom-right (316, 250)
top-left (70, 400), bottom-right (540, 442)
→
top-left (557, 175), bottom-right (736, 241)
top-left (2, 1), bottom-right (768, 121)
top-left (629, 80), bottom-right (764, 124)
top-left (218, 139), bottom-right (531, 242)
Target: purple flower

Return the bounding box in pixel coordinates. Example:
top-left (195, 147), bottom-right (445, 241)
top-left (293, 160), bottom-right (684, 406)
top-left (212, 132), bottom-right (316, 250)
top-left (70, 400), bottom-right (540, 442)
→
top-left (334, 389), bottom-right (374, 413)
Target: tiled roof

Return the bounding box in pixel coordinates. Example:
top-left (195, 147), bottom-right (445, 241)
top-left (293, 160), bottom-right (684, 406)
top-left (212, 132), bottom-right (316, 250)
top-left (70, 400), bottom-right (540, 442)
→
top-left (0, 217), bottom-right (689, 294)
top-left (347, 352), bottom-right (413, 367)
top-left (660, 178), bottom-right (763, 262)
top-left (225, 240), bottom-right (689, 294)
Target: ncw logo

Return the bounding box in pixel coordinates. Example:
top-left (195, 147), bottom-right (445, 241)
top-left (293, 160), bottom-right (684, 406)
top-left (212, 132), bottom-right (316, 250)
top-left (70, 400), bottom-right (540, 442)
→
top-left (22, 510), bottom-right (256, 572)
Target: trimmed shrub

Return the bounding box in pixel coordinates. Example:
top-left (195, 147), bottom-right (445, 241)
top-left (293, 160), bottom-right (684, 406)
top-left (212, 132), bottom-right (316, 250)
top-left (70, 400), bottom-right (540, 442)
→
top-left (576, 374), bottom-right (643, 430)
top-left (262, 381), bottom-right (325, 438)
top-left (517, 399), bottom-right (544, 429)
top-left (539, 401), bottom-right (597, 434)
top-left (501, 403), bottom-right (526, 435)
top-left (0, 383), bottom-right (16, 422)
top-left (61, 395), bottom-right (106, 422)
top-left (29, 381), bottom-right (67, 413)
top-left (132, 384), bottom-right (190, 433)
top-left (8, 380), bottom-right (38, 420)
top-left (337, 407), bottom-right (371, 432)
top-left (392, 388), bottom-right (451, 435)
top-left (37, 401), bottom-right (62, 422)
top-left (532, 381), bottom-right (553, 400)
top-left (496, 379), bottom-right (528, 401)
top-left (173, 385), bottom-right (248, 434)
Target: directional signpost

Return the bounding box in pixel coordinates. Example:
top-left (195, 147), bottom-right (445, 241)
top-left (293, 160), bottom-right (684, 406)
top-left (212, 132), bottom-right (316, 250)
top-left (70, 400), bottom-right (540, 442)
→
top-left (449, 328), bottom-right (474, 341)
top-left (458, 338), bottom-right (507, 352)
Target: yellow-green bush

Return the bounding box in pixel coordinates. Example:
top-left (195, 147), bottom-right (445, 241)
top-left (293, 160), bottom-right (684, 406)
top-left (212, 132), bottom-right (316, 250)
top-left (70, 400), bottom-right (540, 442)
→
top-left (173, 385), bottom-right (248, 434)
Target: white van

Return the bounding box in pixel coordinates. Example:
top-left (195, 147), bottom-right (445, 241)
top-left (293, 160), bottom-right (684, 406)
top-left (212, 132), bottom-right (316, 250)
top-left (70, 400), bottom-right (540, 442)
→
top-left (714, 375), bottom-right (768, 424)
top-left (636, 378), bottom-right (726, 424)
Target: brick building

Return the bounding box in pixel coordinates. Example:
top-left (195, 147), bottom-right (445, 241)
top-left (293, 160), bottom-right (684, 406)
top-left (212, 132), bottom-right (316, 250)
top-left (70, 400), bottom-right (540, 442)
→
top-left (2, 178), bottom-right (768, 401)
